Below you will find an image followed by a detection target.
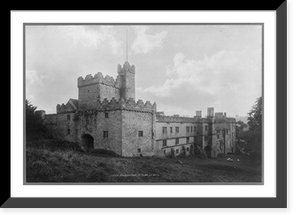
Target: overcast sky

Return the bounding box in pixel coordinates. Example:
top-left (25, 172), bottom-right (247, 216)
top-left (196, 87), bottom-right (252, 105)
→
top-left (25, 25), bottom-right (262, 117)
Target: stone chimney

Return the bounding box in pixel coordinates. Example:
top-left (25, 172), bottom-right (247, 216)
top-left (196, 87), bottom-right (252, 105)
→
top-left (196, 110), bottom-right (202, 117)
top-left (207, 107), bottom-right (214, 118)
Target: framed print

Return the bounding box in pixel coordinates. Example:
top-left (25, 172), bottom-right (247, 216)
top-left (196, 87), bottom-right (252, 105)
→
top-left (4, 2), bottom-right (287, 208)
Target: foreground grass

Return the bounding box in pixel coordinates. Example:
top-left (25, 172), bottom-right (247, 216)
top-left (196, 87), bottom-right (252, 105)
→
top-left (26, 139), bottom-right (262, 183)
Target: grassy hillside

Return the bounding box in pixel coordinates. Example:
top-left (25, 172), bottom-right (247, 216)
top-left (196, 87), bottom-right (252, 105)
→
top-left (26, 139), bottom-right (262, 183)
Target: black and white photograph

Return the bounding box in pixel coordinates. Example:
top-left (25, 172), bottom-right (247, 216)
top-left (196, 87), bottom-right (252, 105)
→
top-left (25, 24), bottom-right (263, 184)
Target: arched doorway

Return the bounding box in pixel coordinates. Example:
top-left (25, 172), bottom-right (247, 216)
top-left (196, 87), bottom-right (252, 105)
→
top-left (205, 146), bottom-right (212, 158)
top-left (81, 134), bottom-right (94, 151)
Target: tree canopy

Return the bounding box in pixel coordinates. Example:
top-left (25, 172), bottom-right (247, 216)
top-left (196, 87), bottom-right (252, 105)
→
top-left (248, 96), bottom-right (262, 133)
top-left (236, 97), bottom-right (262, 156)
top-left (245, 96), bottom-right (262, 155)
top-left (26, 100), bottom-right (46, 140)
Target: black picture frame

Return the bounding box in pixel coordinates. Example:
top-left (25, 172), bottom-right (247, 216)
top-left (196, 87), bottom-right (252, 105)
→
top-left (4, 1), bottom-right (287, 208)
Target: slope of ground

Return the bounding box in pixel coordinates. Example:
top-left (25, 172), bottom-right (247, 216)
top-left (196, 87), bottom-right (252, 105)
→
top-left (26, 139), bottom-right (262, 183)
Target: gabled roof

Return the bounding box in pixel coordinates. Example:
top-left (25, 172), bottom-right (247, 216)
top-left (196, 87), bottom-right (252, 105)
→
top-left (68, 98), bottom-right (78, 110)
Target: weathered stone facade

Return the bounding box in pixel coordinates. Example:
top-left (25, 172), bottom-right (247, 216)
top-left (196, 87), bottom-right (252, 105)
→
top-left (44, 61), bottom-right (236, 158)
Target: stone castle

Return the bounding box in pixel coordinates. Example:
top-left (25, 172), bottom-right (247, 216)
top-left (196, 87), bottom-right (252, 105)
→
top-left (44, 61), bottom-right (236, 158)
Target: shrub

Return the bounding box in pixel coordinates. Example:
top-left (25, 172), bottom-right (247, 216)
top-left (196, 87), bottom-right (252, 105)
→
top-left (197, 148), bottom-right (207, 159)
top-left (86, 170), bottom-right (109, 182)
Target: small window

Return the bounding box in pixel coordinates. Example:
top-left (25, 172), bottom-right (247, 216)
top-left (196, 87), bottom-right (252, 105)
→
top-left (176, 149), bottom-right (179, 154)
top-left (105, 112), bottom-right (109, 118)
top-left (186, 137), bottom-right (189, 143)
top-left (67, 129), bottom-right (70, 135)
top-left (194, 126), bottom-right (196, 132)
top-left (138, 131), bottom-right (143, 137)
top-left (175, 127), bottom-right (179, 133)
top-left (162, 127), bottom-right (167, 134)
top-left (217, 135), bottom-right (219, 139)
top-left (103, 131), bottom-right (108, 138)
top-left (186, 147), bottom-right (189, 152)
top-left (205, 125), bottom-right (208, 131)
top-left (170, 127), bottom-right (173, 133)
top-left (175, 138), bottom-right (179, 144)
top-left (137, 148), bottom-right (141, 153)
top-left (186, 126), bottom-right (189, 133)
top-left (163, 140), bottom-right (167, 146)
top-left (67, 115), bottom-right (70, 120)
top-left (191, 126), bottom-right (193, 132)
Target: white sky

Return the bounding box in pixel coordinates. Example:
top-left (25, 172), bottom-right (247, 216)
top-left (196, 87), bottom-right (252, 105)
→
top-left (25, 25), bottom-right (262, 117)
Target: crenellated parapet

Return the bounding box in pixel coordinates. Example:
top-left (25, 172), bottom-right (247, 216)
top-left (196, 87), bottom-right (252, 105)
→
top-left (215, 112), bottom-right (226, 119)
top-left (156, 114), bottom-right (196, 123)
top-left (57, 103), bottom-right (76, 114)
top-left (214, 112), bottom-right (236, 123)
top-left (96, 97), bottom-right (156, 113)
top-left (77, 72), bottom-right (120, 88)
top-left (117, 61), bottom-right (135, 75)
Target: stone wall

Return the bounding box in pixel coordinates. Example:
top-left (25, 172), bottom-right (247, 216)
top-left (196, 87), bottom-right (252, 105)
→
top-left (210, 121), bottom-right (236, 157)
top-left (155, 119), bottom-right (197, 156)
top-left (57, 101), bottom-right (77, 114)
top-left (78, 83), bottom-right (101, 110)
top-left (160, 143), bottom-right (194, 157)
top-left (74, 110), bottom-right (123, 155)
top-left (155, 121), bottom-right (197, 140)
top-left (98, 83), bottom-right (120, 102)
top-left (77, 72), bottom-right (122, 110)
top-left (121, 110), bottom-right (155, 157)
top-left (44, 113), bottom-right (77, 142)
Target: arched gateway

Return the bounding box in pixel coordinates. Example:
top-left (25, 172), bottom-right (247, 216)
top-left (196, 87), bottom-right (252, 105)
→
top-left (81, 134), bottom-right (94, 151)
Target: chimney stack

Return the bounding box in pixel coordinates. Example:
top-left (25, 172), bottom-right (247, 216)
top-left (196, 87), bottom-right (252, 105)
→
top-left (207, 107), bottom-right (214, 118)
top-left (196, 110), bottom-right (202, 117)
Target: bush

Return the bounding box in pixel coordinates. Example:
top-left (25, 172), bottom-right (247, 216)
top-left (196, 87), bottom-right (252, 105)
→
top-left (193, 145), bottom-right (207, 159)
top-left (86, 170), bottom-right (109, 182)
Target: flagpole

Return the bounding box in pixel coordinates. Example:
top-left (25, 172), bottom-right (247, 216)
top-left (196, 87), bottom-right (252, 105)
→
top-left (126, 29), bottom-right (128, 62)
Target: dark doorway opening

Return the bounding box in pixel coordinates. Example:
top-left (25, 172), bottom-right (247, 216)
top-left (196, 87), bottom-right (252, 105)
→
top-left (205, 146), bottom-right (212, 158)
top-left (81, 134), bottom-right (94, 151)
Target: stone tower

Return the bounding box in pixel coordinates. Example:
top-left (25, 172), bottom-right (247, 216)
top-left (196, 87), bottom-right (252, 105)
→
top-left (118, 61), bottom-right (135, 101)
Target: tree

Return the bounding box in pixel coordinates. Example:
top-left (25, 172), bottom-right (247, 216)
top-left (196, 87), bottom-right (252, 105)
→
top-left (236, 120), bottom-right (248, 139)
top-left (245, 96), bottom-right (262, 155)
top-left (26, 100), bottom-right (46, 140)
top-left (248, 96), bottom-right (262, 133)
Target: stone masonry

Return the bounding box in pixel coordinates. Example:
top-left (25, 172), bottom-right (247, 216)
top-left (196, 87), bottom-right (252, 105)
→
top-left (44, 61), bottom-right (236, 157)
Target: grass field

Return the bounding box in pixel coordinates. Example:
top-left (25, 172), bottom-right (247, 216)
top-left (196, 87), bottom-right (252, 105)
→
top-left (26, 139), bottom-right (262, 183)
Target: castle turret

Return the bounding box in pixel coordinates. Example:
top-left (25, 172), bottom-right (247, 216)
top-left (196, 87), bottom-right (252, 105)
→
top-left (118, 61), bottom-right (135, 101)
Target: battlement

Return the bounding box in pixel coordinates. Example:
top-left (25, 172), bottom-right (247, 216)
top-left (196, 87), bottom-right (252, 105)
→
top-left (118, 61), bottom-right (135, 74)
top-left (96, 97), bottom-right (156, 113)
top-left (77, 72), bottom-right (120, 88)
top-left (214, 112), bottom-right (236, 123)
top-left (215, 112), bottom-right (226, 119)
top-left (156, 114), bottom-right (196, 123)
top-left (57, 103), bottom-right (76, 114)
